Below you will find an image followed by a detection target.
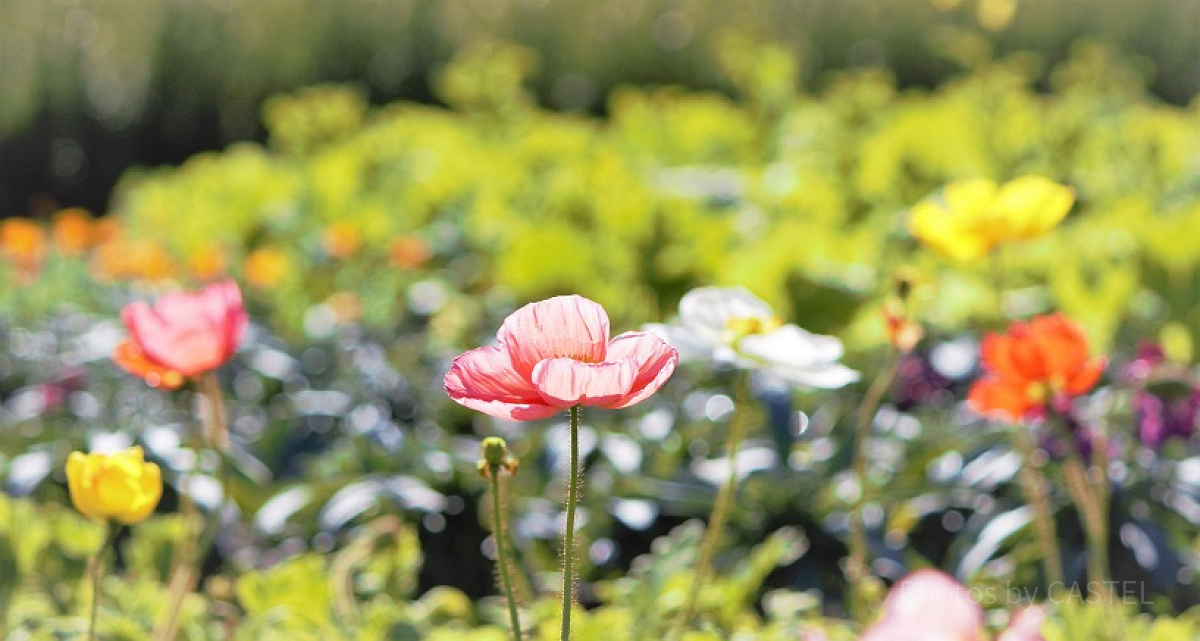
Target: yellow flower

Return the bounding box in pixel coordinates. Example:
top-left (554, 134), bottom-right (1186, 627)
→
top-left (244, 247), bottom-right (290, 289)
top-left (66, 446), bottom-right (162, 525)
top-left (909, 176), bottom-right (1075, 261)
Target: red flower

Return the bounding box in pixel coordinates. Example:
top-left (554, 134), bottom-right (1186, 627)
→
top-left (115, 280), bottom-right (247, 383)
top-left (968, 313), bottom-right (1105, 421)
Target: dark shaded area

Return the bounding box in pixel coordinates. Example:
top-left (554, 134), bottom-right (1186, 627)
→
top-left (416, 490), bottom-right (495, 599)
top-left (3, 0), bottom-right (1200, 218)
top-left (0, 66), bottom-right (438, 219)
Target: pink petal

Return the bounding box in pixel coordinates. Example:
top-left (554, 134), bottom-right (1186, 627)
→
top-left (998, 607), bottom-right (1046, 641)
top-left (860, 621), bottom-right (946, 641)
top-left (444, 345), bottom-right (560, 421)
top-left (209, 280), bottom-right (248, 353)
top-left (603, 332), bottom-right (678, 409)
top-left (532, 358), bottom-right (636, 408)
top-left (157, 280), bottom-right (236, 330)
top-left (122, 301), bottom-right (223, 376)
top-left (499, 296), bottom-right (610, 379)
top-left (863, 570), bottom-right (984, 641)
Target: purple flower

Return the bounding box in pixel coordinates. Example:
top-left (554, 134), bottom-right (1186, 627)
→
top-left (891, 351), bottom-right (953, 410)
top-left (1134, 389), bottom-right (1199, 449)
top-left (1121, 342), bottom-right (1199, 450)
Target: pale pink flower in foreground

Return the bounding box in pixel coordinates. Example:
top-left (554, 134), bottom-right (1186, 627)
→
top-left (116, 280), bottom-right (248, 381)
top-left (444, 295), bottom-right (678, 420)
top-left (861, 570), bottom-right (1045, 641)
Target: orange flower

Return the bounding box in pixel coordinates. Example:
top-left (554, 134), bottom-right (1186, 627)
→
top-left (92, 237), bottom-right (176, 282)
top-left (0, 218), bottom-right (46, 272)
top-left (323, 222), bottom-right (361, 259)
top-left (326, 291), bottom-right (363, 323)
top-left (51, 208), bottom-right (97, 256)
top-left (93, 218), bottom-right (121, 244)
top-left (187, 243), bottom-right (228, 281)
top-left (389, 235), bottom-right (431, 269)
top-left (112, 339), bottom-right (185, 390)
top-left (968, 313), bottom-right (1105, 421)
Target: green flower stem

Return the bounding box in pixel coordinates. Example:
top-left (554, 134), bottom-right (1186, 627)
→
top-left (198, 373), bottom-right (236, 519)
top-left (153, 446), bottom-right (201, 641)
top-left (847, 352), bottom-right (899, 621)
top-left (152, 563), bottom-right (196, 641)
top-left (1049, 411), bottom-right (1110, 599)
top-left (87, 523), bottom-right (119, 641)
top-left (1013, 430), bottom-right (1064, 587)
top-left (1086, 427), bottom-right (1125, 640)
top-left (667, 371), bottom-right (751, 639)
top-left (1091, 430), bottom-right (1113, 595)
top-left (1063, 452), bottom-right (1110, 593)
top-left (490, 466), bottom-right (523, 641)
top-left (561, 404), bottom-right (582, 641)
top-left (197, 372), bottom-right (230, 453)
top-left (153, 373), bottom-right (231, 641)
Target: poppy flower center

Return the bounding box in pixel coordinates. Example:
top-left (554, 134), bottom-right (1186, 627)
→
top-left (724, 316), bottom-right (781, 343)
top-left (1025, 381), bottom-right (1049, 404)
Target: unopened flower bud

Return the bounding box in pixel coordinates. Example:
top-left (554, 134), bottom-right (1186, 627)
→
top-left (479, 437), bottom-right (519, 478)
top-left (482, 437), bottom-right (510, 468)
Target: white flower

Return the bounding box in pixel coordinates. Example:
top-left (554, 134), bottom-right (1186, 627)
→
top-left (646, 287), bottom-right (859, 389)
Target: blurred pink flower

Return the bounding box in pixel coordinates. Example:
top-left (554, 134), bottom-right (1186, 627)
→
top-left (116, 280), bottom-right (247, 380)
top-left (445, 295), bottom-right (678, 420)
top-left (861, 570), bottom-right (1044, 641)
top-left (998, 607), bottom-right (1047, 641)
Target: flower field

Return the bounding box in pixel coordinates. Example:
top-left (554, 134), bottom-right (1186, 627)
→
top-left (5, 24), bottom-right (1200, 641)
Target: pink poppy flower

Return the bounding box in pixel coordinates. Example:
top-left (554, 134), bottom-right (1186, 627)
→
top-left (445, 295), bottom-right (678, 420)
top-left (117, 280), bottom-right (247, 380)
top-left (861, 570), bottom-right (1045, 641)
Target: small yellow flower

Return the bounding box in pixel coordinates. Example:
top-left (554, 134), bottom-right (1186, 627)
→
top-left (909, 176), bottom-right (1074, 261)
top-left (977, 0), bottom-right (1018, 32)
top-left (66, 446), bottom-right (162, 525)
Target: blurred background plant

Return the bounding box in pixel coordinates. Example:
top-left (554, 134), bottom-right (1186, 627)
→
top-left (6, 0), bottom-right (1200, 218)
top-left (5, 0), bottom-right (1200, 638)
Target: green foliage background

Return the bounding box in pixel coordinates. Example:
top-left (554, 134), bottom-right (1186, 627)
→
top-left (21, 38), bottom-right (1196, 358)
